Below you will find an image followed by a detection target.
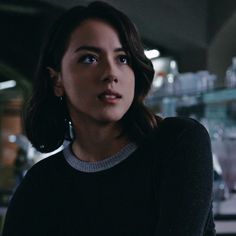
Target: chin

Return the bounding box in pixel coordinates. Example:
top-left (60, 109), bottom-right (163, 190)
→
top-left (97, 112), bottom-right (126, 124)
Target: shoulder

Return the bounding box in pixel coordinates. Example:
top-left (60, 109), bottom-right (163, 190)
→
top-left (31, 150), bottom-right (64, 170)
top-left (145, 116), bottom-right (209, 143)
top-left (159, 116), bottom-right (206, 132)
top-left (24, 150), bottom-right (66, 181)
top-left (157, 117), bottom-right (212, 164)
top-left (146, 117), bottom-right (211, 160)
top-left (156, 116), bottom-right (209, 141)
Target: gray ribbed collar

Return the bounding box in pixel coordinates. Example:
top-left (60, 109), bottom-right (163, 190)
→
top-left (63, 143), bottom-right (138, 173)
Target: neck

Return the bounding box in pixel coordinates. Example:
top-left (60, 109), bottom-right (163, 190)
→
top-left (71, 119), bottom-right (130, 162)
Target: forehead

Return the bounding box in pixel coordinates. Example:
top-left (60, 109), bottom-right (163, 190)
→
top-left (67, 19), bottom-right (122, 49)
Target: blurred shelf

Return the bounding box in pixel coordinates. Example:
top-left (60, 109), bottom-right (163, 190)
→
top-left (215, 194), bottom-right (236, 235)
top-left (203, 88), bottom-right (236, 104)
top-left (215, 220), bottom-right (236, 235)
top-left (146, 87), bottom-right (236, 107)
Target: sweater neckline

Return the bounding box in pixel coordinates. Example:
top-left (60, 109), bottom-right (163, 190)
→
top-left (63, 142), bottom-right (138, 173)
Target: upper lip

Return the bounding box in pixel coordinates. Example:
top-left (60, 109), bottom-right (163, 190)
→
top-left (98, 89), bottom-right (122, 98)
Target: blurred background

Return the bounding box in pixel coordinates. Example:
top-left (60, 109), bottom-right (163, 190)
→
top-left (0, 0), bottom-right (236, 235)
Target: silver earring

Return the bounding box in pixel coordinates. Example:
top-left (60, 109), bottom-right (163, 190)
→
top-left (68, 121), bottom-right (74, 140)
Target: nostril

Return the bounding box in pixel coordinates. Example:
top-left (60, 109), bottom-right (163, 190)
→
top-left (102, 75), bottom-right (118, 83)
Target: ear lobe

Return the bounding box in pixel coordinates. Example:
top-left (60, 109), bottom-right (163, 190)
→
top-left (47, 67), bottom-right (64, 97)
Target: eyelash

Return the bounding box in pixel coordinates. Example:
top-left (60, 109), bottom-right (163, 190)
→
top-left (118, 55), bottom-right (129, 64)
top-left (78, 54), bottom-right (130, 65)
top-left (78, 54), bottom-right (98, 64)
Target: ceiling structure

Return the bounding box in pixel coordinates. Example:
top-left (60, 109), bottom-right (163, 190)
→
top-left (1, 0), bottom-right (236, 81)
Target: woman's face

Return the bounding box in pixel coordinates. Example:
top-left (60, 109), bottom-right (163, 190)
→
top-left (54, 19), bottom-right (135, 125)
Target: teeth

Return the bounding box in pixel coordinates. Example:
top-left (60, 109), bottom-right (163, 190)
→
top-left (98, 93), bottom-right (121, 100)
top-left (104, 95), bottom-right (116, 99)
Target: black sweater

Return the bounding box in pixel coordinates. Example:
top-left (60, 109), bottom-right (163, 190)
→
top-left (2, 117), bottom-right (216, 236)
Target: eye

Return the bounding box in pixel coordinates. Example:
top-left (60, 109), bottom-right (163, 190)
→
top-left (118, 55), bottom-right (129, 64)
top-left (78, 54), bottom-right (98, 64)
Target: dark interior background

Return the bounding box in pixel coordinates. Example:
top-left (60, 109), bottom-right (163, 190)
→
top-left (1, 0), bottom-right (236, 82)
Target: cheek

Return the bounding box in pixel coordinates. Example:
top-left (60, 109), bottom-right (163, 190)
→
top-left (124, 73), bottom-right (135, 104)
top-left (127, 71), bottom-right (135, 93)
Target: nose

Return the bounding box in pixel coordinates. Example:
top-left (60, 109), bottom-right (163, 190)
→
top-left (102, 75), bottom-right (118, 83)
top-left (100, 58), bottom-right (119, 83)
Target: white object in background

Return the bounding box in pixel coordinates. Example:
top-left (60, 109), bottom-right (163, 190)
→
top-left (0, 80), bottom-right (16, 90)
top-left (225, 57), bottom-right (236, 88)
top-left (144, 49), bottom-right (160, 59)
top-left (213, 153), bottom-right (223, 175)
top-left (178, 73), bottom-right (197, 94)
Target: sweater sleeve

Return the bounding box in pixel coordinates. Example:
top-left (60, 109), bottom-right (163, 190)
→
top-left (154, 119), bottom-right (216, 236)
top-left (2, 168), bottom-right (41, 236)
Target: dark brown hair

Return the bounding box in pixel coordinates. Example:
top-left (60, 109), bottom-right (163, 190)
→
top-left (25, 1), bottom-right (162, 153)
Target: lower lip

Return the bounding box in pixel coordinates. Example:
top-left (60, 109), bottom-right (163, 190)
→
top-left (98, 97), bottom-right (121, 104)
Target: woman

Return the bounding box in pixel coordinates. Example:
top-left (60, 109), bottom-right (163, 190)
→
top-left (2, 1), bottom-right (215, 235)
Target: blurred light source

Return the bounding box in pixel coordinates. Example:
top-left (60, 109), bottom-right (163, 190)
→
top-left (0, 80), bottom-right (16, 90)
top-left (8, 135), bottom-right (17, 143)
top-left (170, 60), bottom-right (177, 69)
top-left (144, 49), bottom-right (160, 59)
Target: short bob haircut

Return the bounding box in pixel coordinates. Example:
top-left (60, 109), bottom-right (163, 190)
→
top-left (25, 1), bottom-right (162, 153)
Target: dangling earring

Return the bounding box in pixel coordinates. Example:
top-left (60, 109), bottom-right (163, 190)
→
top-left (68, 120), bottom-right (74, 140)
top-left (59, 96), bottom-right (73, 141)
top-left (64, 119), bottom-right (74, 141)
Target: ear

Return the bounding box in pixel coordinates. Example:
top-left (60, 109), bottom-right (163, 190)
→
top-left (47, 67), bottom-right (64, 97)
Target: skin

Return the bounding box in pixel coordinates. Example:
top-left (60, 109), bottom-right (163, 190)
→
top-left (50, 19), bottom-right (135, 162)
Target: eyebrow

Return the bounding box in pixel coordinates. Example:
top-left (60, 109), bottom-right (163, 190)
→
top-left (74, 45), bottom-right (127, 53)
